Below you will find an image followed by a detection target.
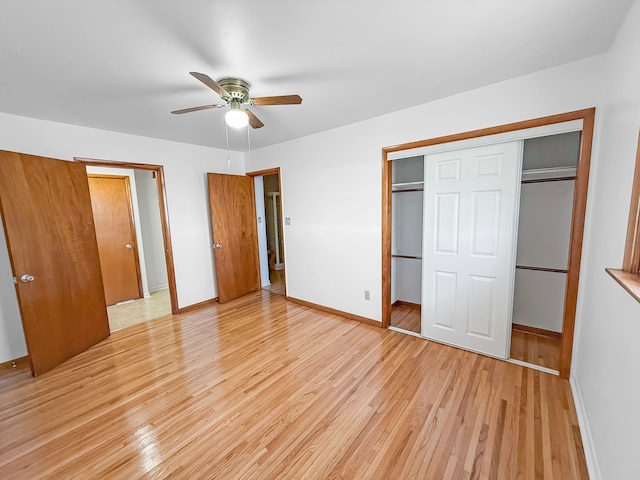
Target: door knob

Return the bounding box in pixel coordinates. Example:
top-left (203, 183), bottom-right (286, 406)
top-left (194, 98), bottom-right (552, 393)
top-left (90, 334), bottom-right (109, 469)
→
top-left (213, 243), bottom-right (222, 249)
top-left (20, 274), bottom-right (35, 283)
top-left (125, 244), bottom-right (133, 249)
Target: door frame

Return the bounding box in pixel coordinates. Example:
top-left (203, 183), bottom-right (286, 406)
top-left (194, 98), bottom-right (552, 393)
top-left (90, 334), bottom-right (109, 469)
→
top-left (87, 174), bottom-right (144, 302)
top-left (75, 157), bottom-right (179, 315)
top-left (381, 108), bottom-right (596, 379)
top-left (246, 167), bottom-right (287, 297)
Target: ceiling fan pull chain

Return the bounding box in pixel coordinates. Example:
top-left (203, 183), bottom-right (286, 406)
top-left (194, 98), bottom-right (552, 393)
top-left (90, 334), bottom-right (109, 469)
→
top-left (224, 118), bottom-right (231, 167)
top-left (246, 124), bottom-right (252, 160)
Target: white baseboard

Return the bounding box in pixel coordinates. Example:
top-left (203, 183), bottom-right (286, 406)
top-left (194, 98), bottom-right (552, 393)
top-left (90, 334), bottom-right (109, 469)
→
top-left (570, 375), bottom-right (601, 480)
top-left (149, 284), bottom-right (169, 293)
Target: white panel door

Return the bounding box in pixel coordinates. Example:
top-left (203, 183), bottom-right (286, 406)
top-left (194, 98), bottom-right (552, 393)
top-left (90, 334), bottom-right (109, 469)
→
top-left (422, 141), bottom-right (522, 358)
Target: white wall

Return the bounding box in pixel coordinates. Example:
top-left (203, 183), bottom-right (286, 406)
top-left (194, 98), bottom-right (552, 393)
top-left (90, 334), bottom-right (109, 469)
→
top-left (0, 114), bottom-right (244, 363)
top-left (571, 1), bottom-right (640, 479)
top-left (135, 169), bottom-right (169, 292)
top-left (513, 180), bottom-right (575, 332)
top-left (245, 54), bottom-right (605, 322)
top-left (254, 176), bottom-right (270, 287)
top-left (0, 213), bottom-right (26, 361)
top-left (86, 166), bottom-right (150, 297)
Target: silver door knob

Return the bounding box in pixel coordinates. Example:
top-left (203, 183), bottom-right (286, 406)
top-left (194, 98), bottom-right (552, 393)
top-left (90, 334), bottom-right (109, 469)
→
top-left (125, 244), bottom-right (133, 249)
top-left (213, 243), bottom-right (222, 249)
top-left (20, 274), bottom-right (35, 283)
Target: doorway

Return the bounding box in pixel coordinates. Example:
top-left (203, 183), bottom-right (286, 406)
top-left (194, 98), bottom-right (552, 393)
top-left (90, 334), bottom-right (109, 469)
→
top-left (509, 132), bottom-right (581, 372)
top-left (76, 158), bottom-right (179, 329)
top-left (248, 168), bottom-right (286, 296)
top-left (382, 109), bottom-right (595, 378)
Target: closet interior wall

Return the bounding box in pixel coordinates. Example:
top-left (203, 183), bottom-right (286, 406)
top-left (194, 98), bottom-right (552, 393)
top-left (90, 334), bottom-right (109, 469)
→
top-left (512, 132), bottom-right (581, 335)
top-left (390, 156), bottom-right (423, 332)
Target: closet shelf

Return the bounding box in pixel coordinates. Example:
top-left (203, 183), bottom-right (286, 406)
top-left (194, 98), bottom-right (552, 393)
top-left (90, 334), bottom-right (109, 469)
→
top-left (392, 181), bottom-right (424, 187)
top-left (392, 181), bottom-right (424, 192)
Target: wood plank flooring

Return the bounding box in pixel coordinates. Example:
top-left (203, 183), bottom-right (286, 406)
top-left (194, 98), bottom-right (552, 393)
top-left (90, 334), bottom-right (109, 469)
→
top-left (391, 303), bottom-right (421, 333)
top-left (510, 329), bottom-right (562, 371)
top-left (0, 291), bottom-right (588, 479)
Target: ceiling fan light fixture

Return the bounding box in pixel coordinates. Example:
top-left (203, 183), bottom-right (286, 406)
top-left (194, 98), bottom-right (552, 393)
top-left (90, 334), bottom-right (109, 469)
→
top-left (225, 105), bottom-right (249, 129)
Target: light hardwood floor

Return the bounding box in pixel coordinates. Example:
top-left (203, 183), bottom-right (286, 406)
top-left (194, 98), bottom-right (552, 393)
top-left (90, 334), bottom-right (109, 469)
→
top-left (263, 268), bottom-right (285, 296)
top-left (0, 291), bottom-right (588, 479)
top-left (510, 329), bottom-right (561, 371)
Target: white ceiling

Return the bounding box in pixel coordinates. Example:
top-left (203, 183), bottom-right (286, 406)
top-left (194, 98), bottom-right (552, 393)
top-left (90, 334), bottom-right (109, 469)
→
top-left (0, 1), bottom-right (633, 151)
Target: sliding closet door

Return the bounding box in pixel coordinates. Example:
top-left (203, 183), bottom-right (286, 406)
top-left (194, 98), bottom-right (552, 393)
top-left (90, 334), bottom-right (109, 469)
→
top-left (422, 141), bottom-right (522, 358)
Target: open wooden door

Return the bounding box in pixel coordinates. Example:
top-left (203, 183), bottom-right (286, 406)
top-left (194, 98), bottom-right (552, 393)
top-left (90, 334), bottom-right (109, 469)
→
top-left (88, 175), bottom-right (143, 306)
top-left (208, 173), bottom-right (260, 303)
top-left (0, 151), bottom-right (110, 376)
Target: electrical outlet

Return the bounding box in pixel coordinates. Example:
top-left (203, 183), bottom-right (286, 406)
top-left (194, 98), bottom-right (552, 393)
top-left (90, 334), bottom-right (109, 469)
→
top-left (364, 290), bottom-right (370, 301)
top-left (285, 217), bottom-right (291, 225)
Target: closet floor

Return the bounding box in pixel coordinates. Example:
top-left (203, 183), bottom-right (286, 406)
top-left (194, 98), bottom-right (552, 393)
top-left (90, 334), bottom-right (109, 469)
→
top-left (390, 304), bottom-right (420, 334)
top-left (510, 329), bottom-right (561, 371)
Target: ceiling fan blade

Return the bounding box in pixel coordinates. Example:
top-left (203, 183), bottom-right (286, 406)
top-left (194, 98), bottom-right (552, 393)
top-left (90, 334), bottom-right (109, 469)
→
top-left (251, 94), bottom-right (302, 106)
top-left (246, 109), bottom-right (264, 129)
top-left (190, 72), bottom-right (230, 98)
top-left (171, 104), bottom-right (224, 114)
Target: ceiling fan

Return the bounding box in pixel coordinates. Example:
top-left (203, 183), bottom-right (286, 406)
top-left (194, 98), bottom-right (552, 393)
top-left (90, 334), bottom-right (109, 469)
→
top-left (171, 72), bottom-right (302, 129)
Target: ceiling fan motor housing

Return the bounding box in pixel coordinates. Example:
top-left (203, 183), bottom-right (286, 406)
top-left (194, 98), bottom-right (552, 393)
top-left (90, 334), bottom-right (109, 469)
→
top-left (218, 77), bottom-right (251, 103)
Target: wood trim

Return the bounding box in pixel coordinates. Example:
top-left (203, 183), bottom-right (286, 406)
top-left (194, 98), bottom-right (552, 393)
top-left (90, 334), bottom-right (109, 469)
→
top-left (559, 108), bottom-right (595, 379)
top-left (512, 323), bottom-right (562, 340)
top-left (382, 108), bottom-right (595, 154)
top-left (75, 157), bottom-right (179, 315)
top-left (515, 265), bottom-right (568, 274)
top-left (0, 355), bottom-right (29, 372)
top-left (246, 167), bottom-right (280, 178)
top-left (622, 134), bottom-right (640, 272)
top-left (178, 298), bottom-right (218, 314)
top-left (287, 296), bottom-right (382, 328)
top-left (392, 300), bottom-right (421, 310)
top-left (381, 107), bottom-right (596, 379)
top-left (606, 268), bottom-right (640, 303)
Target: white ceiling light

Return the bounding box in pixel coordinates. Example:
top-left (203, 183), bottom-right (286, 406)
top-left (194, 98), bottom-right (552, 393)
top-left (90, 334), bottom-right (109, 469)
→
top-left (225, 102), bottom-right (249, 129)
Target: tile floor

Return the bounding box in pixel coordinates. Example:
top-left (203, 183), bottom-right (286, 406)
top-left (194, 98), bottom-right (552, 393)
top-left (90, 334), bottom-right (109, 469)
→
top-left (107, 288), bottom-right (171, 331)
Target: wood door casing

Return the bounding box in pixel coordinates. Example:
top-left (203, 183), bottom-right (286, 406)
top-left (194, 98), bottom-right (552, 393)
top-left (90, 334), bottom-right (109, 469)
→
top-left (0, 151), bottom-right (110, 376)
top-left (88, 175), bottom-right (143, 306)
top-left (208, 173), bottom-right (260, 303)
top-left (381, 108), bottom-right (596, 379)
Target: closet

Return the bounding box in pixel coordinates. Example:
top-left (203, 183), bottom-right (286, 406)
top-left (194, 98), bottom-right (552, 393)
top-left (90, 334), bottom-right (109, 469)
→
top-left (390, 156), bottom-right (423, 334)
top-left (510, 131), bottom-right (581, 371)
top-left (386, 123), bottom-right (586, 370)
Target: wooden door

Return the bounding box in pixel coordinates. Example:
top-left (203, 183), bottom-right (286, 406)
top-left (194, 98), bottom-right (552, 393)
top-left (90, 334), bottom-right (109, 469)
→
top-left (87, 175), bottom-right (142, 306)
top-left (422, 141), bottom-right (522, 358)
top-left (208, 173), bottom-right (260, 303)
top-left (0, 151), bottom-right (110, 376)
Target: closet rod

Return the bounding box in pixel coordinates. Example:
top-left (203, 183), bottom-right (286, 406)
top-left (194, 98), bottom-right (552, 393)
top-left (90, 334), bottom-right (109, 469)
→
top-left (515, 265), bottom-right (567, 274)
top-left (392, 254), bottom-right (422, 260)
top-left (392, 188), bottom-right (423, 193)
top-left (521, 176), bottom-right (576, 185)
